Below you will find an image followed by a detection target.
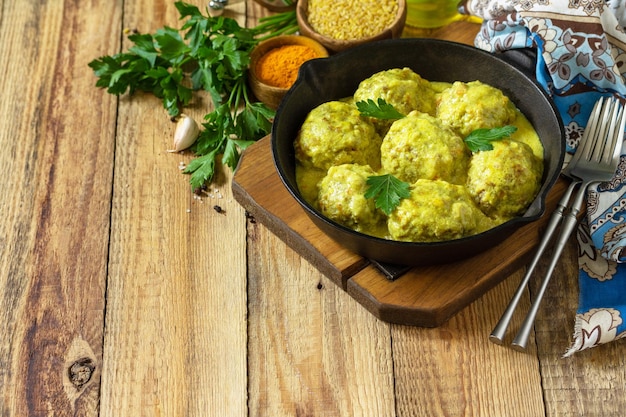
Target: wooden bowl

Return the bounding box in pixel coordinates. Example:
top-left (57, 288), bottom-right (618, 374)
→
top-left (296, 0), bottom-right (407, 53)
top-left (248, 35), bottom-right (329, 109)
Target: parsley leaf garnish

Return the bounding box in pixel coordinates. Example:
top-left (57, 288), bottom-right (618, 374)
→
top-left (364, 174), bottom-right (411, 215)
top-left (356, 98), bottom-right (406, 120)
top-left (464, 125), bottom-right (518, 152)
top-left (88, 1), bottom-right (297, 191)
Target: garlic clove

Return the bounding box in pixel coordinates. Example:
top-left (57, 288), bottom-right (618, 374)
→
top-left (167, 114), bottom-right (200, 152)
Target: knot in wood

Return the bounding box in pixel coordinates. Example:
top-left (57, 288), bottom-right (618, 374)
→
top-left (68, 357), bottom-right (95, 389)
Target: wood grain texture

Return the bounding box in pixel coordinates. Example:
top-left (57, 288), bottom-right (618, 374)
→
top-left (99, 1), bottom-right (248, 416)
top-left (0, 0), bottom-right (117, 414)
top-left (246, 221), bottom-right (397, 416)
top-left (391, 276), bottom-right (546, 416)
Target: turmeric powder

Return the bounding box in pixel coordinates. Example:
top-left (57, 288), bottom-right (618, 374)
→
top-left (255, 44), bottom-right (319, 89)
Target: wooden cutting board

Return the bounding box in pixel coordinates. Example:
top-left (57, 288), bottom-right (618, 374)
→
top-left (232, 136), bottom-right (567, 327)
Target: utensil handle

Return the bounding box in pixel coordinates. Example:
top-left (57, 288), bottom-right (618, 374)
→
top-left (489, 180), bottom-right (579, 344)
top-left (511, 183), bottom-right (588, 351)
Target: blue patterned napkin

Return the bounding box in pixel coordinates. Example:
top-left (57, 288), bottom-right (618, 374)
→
top-left (459, 0), bottom-right (626, 355)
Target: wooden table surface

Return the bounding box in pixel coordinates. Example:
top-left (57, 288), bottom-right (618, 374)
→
top-left (3, 1), bottom-right (626, 416)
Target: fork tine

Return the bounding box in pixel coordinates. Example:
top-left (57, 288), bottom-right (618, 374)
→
top-left (568, 97), bottom-right (604, 171)
top-left (595, 98), bottom-right (620, 164)
top-left (577, 99), bottom-right (606, 167)
top-left (587, 97), bottom-right (614, 163)
top-left (612, 104), bottom-right (626, 163)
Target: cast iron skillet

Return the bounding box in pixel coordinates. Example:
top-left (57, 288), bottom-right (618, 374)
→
top-left (271, 38), bottom-right (565, 266)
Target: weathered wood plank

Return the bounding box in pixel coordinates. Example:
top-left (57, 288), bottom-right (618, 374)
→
top-left (0, 0), bottom-right (118, 414)
top-left (99, 1), bottom-right (248, 416)
top-left (246, 221), bottom-right (397, 416)
top-left (391, 273), bottom-right (546, 416)
top-left (245, 3), bottom-right (397, 416)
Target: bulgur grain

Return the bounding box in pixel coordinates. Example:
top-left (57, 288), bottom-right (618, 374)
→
top-left (307, 0), bottom-right (398, 40)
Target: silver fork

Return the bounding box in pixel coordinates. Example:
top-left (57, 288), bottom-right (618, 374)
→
top-left (511, 97), bottom-right (625, 351)
top-left (489, 97), bottom-right (610, 345)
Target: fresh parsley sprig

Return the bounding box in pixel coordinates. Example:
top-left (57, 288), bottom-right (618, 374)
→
top-left (88, 1), bottom-right (298, 191)
top-left (356, 98), bottom-right (406, 120)
top-left (364, 174), bottom-right (411, 215)
top-left (463, 125), bottom-right (518, 152)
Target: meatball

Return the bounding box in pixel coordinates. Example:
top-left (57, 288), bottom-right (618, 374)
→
top-left (436, 80), bottom-right (517, 137)
top-left (317, 164), bottom-right (385, 234)
top-left (354, 68), bottom-right (437, 134)
top-left (466, 140), bottom-right (543, 218)
top-left (294, 101), bottom-right (381, 170)
top-left (380, 112), bottom-right (470, 185)
top-left (387, 179), bottom-right (494, 242)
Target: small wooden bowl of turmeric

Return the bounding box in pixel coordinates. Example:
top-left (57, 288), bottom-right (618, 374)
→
top-left (249, 35), bottom-right (329, 109)
top-left (297, 0), bottom-right (407, 53)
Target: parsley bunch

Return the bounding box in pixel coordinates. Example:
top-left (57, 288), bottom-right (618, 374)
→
top-left (88, 1), bottom-right (297, 191)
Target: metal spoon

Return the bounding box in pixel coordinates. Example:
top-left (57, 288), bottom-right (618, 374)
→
top-left (208, 0), bottom-right (229, 16)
